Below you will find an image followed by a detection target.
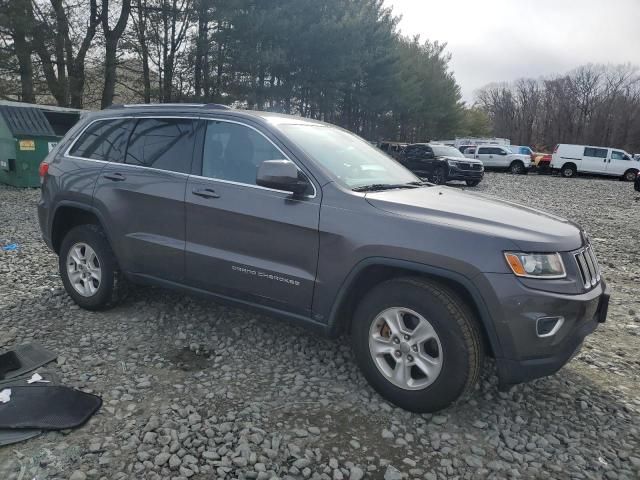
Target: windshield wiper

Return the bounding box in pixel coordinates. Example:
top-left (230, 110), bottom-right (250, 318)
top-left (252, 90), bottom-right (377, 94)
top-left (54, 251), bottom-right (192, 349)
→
top-left (352, 183), bottom-right (422, 192)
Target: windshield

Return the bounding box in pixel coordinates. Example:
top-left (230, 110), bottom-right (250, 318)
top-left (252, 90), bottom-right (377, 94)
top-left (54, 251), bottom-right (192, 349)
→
top-left (431, 145), bottom-right (465, 158)
top-left (508, 145), bottom-right (530, 155)
top-left (278, 124), bottom-right (419, 188)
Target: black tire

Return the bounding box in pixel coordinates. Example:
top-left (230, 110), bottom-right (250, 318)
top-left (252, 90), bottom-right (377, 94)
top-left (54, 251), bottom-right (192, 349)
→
top-left (431, 166), bottom-right (446, 185)
top-left (351, 277), bottom-right (484, 413)
top-left (623, 169), bottom-right (638, 182)
top-left (560, 164), bottom-right (576, 178)
top-left (59, 224), bottom-right (126, 310)
top-left (509, 161), bottom-right (525, 175)
top-left (465, 180), bottom-right (480, 187)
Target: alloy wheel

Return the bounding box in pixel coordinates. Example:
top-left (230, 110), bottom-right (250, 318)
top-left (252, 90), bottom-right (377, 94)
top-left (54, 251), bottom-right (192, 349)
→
top-left (368, 307), bottom-right (443, 390)
top-left (67, 242), bottom-right (102, 297)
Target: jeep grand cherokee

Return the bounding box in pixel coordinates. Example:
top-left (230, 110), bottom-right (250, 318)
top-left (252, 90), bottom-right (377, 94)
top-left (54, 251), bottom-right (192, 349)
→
top-left (37, 104), bottom-right (610, 412)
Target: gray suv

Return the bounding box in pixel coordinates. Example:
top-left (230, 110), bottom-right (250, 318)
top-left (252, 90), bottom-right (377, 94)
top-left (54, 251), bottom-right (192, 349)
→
top-left (38, 104), bottom-right (610, 413)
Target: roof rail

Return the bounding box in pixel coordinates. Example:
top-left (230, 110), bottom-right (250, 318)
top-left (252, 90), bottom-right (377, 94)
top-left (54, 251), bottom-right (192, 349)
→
top-left (104, 103), bottom-right (231, 110)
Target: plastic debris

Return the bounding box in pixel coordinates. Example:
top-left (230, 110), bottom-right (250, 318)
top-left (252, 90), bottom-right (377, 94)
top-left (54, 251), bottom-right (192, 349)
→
top-left (1, 243), bottom-right (18, 251)
top-left (0, 389), bottom-right (11, 404)
top-left (26, 373), bottom-right (50, 384)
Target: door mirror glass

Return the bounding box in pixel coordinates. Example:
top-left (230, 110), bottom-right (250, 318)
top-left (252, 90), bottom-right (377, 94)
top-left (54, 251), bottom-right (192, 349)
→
top-left (256, 160), bottom-right (310, 195)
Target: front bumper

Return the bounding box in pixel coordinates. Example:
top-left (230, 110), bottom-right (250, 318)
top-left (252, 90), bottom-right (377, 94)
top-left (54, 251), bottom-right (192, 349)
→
top-left (447, 164), bottom-right (484, 182)
top-left (481, 273), bottom-right (610, 387)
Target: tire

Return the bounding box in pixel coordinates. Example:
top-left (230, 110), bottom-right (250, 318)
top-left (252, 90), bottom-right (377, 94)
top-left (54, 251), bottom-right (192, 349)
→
top-left (509, 161), bottom-right (525, 175)
top-left (351, 277), bottom-right (484, 413)
top-left (560, 164), bottom-right (577, 178)
top-left (431, 166), bottom-right (446, 185)
top-left (465, 180), bottom-right (480, 187)
top-left (59, 224), bottom-right (126, 310)
top-left (623, 169), bottom-right (638, 182)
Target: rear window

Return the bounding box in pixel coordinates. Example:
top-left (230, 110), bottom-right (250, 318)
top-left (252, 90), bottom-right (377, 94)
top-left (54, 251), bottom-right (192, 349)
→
top-left (125, 118), bottom-right (196, 174)
top-left (69, 119), bottom-right (132, 162)
top-left (584, 147), bottom-right (607, 158)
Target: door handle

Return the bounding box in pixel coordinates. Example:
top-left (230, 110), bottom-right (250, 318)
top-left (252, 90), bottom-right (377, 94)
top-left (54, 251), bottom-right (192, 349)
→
top-left (192, 188), bottom-right (220, 199)
top-left (103, 172), bottom-right (126, 181)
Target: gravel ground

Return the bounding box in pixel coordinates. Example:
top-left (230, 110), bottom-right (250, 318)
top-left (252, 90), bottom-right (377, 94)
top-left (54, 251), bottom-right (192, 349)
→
top-left (1, 172), bottom-right (639, 480)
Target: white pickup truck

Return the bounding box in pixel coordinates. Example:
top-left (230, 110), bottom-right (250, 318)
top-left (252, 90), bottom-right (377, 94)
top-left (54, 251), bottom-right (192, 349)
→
top-left (463, 145), bottom-right (531, 174)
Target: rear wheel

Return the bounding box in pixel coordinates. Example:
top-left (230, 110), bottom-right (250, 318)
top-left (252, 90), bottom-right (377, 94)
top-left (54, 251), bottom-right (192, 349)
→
top-left (509, 161), bottom-right (525, 175)
top-left (351, 277), bottom-right (484, 413)
top-left (59, 224), bottom-right (125, 310)
top-left (465, 180), bottom-right (480, 187)
top-left (560, 164), bottom-right (577, 178)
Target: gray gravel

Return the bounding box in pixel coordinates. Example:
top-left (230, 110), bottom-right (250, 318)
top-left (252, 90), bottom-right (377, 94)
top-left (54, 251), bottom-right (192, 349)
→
top-left (1, 172), bottom-right (639, 480)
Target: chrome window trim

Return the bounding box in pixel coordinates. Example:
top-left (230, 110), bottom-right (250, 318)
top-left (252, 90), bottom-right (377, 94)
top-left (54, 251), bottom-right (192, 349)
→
top-left (63, 115), bottom-right (318, 199)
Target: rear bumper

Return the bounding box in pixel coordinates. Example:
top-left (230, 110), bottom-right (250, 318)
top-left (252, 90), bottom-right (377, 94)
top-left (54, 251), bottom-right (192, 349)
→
top-left (482, 274), bottom-right (610, 387)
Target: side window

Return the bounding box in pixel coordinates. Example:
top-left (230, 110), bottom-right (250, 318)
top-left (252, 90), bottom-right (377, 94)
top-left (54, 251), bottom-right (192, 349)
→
top-left (584, 147), bottom-right (607, 159)
top-left (202, 121), bottom-right (284, 185)
top-left (611, 150), bottom-right (628, 161)
top-left (125, 118), bottom-right (195, 174)
top-left (69, 119), bottom-right (131, 162)
top-left (497, 148), bottom-right (508, 155)
top-left (477, 147), bottom-right (489, 155)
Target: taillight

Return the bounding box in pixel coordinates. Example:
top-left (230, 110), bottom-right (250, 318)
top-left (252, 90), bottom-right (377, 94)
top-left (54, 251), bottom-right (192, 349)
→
top-left (38, 161), bottom-right (49, 180)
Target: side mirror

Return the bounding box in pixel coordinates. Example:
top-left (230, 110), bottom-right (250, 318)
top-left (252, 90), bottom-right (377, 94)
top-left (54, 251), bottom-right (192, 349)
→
top-left (500, 150), bottom-right (507, 156)
top-left (425, 152), bottom-right (435, 159)
top-left (256, 160), bottom-right (310, 195)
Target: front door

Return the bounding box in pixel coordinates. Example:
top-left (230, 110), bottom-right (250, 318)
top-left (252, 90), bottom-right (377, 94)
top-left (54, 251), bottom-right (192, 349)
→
top-left (608, 150), bottom-right (632, 176)
top-left (92, 117), bottom-right (197, 282)
top-left (475, 146), bottom-right (496, 167)
top-left (184, 119), bottom-right (321, 315)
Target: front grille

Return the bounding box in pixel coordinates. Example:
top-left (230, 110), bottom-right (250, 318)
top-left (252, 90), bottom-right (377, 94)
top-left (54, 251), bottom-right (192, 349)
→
top-left (456, 163), bottom-right (483, 171)
top-left (574, 244), bottom-right (601, 289)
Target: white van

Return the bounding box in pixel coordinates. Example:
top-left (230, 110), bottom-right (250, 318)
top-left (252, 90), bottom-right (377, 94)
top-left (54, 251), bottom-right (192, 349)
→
top-left (551, 144), bottom-right (639, 181)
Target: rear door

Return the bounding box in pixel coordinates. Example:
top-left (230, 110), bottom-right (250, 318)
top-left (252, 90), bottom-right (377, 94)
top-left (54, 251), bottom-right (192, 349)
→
top-left (582, 147), bottom-right (608, 173)
top-left (184, 119), bottom-right (321, 315)
top-left (93, 117), bottom-right (197, 282)
top-left (475, 146), bottom-right (494, 166)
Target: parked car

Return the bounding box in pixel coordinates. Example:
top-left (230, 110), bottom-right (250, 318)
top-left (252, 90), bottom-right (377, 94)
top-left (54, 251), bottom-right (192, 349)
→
top-left (38, 104), bottom-right (609, 413)
top-left (468, 145), bottom-right (531, 174)
top-left (531, 153), bottom-right (552, 173)
top-left (508, 145), bottom-right (534, 158)
top-left (397, 143), bottom-right (484, 186)
top-left (551, 144), bottom-right (638, 181)
top-left (378, 141), bottom-right (406, 159)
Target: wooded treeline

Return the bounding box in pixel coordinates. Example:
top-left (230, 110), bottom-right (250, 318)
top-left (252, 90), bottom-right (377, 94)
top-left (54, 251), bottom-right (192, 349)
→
top-left (0, 0), bottom-right (465, 141)
top-left (476, 64), bottom-right (640, 152)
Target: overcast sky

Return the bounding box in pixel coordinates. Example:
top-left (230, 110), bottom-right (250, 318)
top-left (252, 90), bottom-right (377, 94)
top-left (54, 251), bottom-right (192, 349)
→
top-left (384, 0), bottom-right (640, 103)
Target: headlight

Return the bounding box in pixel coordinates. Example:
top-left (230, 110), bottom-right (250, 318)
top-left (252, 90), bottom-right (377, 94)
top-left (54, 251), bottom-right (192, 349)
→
top-left (504, 252), bottom-right (566, 279)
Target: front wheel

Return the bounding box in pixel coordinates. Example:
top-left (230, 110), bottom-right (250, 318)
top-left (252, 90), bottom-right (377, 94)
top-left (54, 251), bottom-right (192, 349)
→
top-left (465, 180), bottom-right (480, 187)
top-left (509, 161), bottom-right (525, 175)
top-left (351, 278), bottom-right (484, 413)
top-left (59, 224), bottom-right (125, 310)
top-left (431, 166), bottom-right (446, 185)
top-left (623, 169), bottom-right (638, 182)
top-left (560, 164), bottom-right (577, 178)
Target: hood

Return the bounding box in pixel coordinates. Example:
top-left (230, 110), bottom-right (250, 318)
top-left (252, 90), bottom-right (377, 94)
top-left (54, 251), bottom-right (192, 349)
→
top-left (365, 186), bottom-right (583, 252)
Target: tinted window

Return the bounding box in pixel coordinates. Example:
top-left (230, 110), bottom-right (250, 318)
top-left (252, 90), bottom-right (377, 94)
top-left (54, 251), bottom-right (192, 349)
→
top-left (584, 147), bottom-right (608, 158)
top-left (202, 121), bottom-right (283, 185)
top-left (477, 147), bottom-right (491, 154)
top-left (69, 119), bottom-right (131, 162)
top-left (125, 118), bottom-right (195, 174)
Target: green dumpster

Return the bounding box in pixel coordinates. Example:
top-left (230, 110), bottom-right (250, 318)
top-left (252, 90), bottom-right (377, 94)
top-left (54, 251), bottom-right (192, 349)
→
top-left (0, 103), bottom-right (81, 187)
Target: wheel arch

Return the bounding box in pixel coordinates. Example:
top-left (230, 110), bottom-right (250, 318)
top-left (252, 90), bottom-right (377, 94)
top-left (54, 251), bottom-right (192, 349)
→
top-left (560, 162), bottom-right (577, 173)
top-left (623, 168), bottom-right (638, 181)
top-left (51, 202), bottom-right (109, 254)
top-left (326, 257), bottom-right (502, 358)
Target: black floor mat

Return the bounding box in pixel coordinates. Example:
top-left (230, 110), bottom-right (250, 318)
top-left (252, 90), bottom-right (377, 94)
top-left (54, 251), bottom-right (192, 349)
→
top-left (0, 344), bottom-right (57, 380)
top-left (0, 429), bottom-right (42, 446)
top-left (0, 386), bottom-right (102, 430)
top-left (0, 370), bottom-right (61, 388)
